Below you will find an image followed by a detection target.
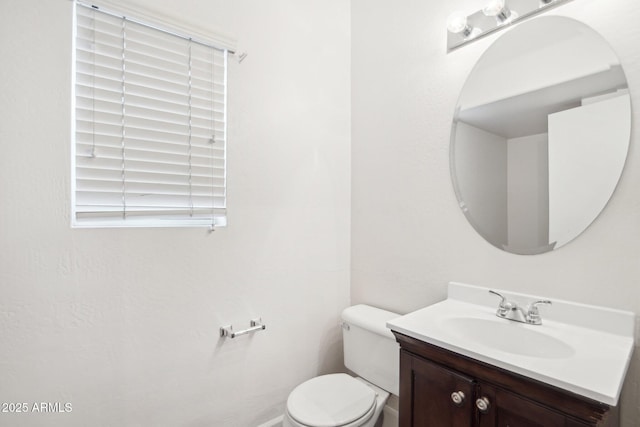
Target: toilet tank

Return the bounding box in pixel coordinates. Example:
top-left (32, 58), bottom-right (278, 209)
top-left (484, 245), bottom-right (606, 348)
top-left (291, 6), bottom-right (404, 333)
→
top-left (342, 305), bottom-right (400, 396)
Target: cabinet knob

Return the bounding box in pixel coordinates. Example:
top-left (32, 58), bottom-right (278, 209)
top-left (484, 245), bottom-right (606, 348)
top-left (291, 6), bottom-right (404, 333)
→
top-left (450, 391), bottom-right (466, 406)
top-left (476, 397), bottom-right (491, 413)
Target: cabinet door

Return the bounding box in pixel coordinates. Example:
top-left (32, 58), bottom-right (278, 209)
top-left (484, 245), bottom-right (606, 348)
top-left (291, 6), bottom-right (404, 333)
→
top-left (476, 383), bottom-right (567, 427)
top-left (400, 350), bottom-right (475, 427)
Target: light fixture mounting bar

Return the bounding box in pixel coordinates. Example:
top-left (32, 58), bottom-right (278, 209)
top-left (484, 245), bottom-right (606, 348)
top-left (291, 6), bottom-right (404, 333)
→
top-left (447, 0), bottom-right (574, 52)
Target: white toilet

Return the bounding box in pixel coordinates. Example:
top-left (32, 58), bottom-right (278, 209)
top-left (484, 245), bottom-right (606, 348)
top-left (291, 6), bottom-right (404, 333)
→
top-left (283, 305), bottom-right (400, 427)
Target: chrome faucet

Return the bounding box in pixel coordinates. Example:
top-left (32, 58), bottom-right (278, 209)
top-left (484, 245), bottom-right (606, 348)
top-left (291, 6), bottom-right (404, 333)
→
top-left (489, 290), bottom-right (551, 325)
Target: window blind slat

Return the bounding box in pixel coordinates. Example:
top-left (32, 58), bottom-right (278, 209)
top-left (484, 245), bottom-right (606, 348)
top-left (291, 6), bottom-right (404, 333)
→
top-left (73, 3), bottom-right (228, 228)
top-left (76, 192), bottom-right (226, 206)
top-left (76, 131), bottom-right (226, 154)
top-left (76, 174), bottom-right (227, 192)
top-left (76, 156), bottom-right (226, 177)
top-left (76, 133), bottom-right (226, 156)
top-left (76, 180), bottom-right (226, 198)
top-left (76, 93), bottom-right (225, 122)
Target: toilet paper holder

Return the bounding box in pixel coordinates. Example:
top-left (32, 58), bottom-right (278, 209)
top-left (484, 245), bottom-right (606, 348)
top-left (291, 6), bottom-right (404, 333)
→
top-left (220, 318), bottom-right (266, 338)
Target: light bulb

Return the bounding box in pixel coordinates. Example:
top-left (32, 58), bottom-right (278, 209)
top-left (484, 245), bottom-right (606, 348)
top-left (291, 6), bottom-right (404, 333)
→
top-left (447, 11), bottom-right (472, 37)
top-left (483, 0), bottom-right (511, 22)
top-left (483, 0), bottom-right (505, 16)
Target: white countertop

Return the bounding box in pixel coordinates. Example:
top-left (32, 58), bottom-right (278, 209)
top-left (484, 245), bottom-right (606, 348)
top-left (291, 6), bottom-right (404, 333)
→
top-left (386, 282), bottom-right (636, 406)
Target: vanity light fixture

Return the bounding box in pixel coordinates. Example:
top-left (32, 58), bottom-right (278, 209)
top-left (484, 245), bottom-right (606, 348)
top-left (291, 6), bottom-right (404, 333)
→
top-left (447, 0), bottom-right (573, 52)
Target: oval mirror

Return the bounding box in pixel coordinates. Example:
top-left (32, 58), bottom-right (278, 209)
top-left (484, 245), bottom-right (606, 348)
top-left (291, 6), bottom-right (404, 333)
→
top-left (450, 16), bottom-right (631, 255)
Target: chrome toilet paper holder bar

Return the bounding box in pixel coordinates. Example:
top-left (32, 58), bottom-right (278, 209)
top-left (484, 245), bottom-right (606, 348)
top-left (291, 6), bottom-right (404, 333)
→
top-left (220, 318), bottom-right (266, 338)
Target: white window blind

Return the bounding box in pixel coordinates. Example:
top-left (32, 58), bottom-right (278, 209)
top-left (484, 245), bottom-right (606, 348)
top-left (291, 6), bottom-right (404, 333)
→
top-left (72, 2), bottom-right (228, 228)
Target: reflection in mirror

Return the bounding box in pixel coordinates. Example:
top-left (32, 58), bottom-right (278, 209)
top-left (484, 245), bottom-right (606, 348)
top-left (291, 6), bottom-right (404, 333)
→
top-left (451, 16), bottom-right (631, 255)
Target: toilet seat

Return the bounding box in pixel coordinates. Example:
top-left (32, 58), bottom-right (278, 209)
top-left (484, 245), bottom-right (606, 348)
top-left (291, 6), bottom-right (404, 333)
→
top-left (286, 374), bottom-right (377, 427)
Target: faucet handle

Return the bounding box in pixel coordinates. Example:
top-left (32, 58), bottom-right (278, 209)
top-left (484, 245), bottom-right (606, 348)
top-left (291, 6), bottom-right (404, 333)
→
top-left (530, 300), bottom-right (552, 311)
top-left (527, 300), bottom-right (552, 324)
top-left (489, 290), bottom-right (510, 316)
top-left (489, 290), bottom-right (506, 304)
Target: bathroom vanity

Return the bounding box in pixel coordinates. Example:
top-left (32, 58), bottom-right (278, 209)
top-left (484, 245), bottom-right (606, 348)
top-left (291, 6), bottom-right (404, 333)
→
top-left (387, 283), bottom-right (635, 427)
top-left (394, 333), bottom-right (616, 426)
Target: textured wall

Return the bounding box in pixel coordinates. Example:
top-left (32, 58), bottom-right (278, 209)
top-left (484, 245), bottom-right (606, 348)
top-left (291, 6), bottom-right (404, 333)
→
top-left (0, 1), bottom-right (350, 426)
top-left (351, 0), bottom-right (640, 425)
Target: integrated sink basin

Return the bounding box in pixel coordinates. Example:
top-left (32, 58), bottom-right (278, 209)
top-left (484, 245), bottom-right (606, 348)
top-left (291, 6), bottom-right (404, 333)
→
top-left (387, 282), bottom-right (635, 406)
top-left (439, 316), bottom-right (575, 359)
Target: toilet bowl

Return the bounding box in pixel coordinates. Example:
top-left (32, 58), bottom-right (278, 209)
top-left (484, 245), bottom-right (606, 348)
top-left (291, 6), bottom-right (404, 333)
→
top-left (283, 305), bottom-right (400, 427)
top-left (283, 374), bottom-right (388, 427)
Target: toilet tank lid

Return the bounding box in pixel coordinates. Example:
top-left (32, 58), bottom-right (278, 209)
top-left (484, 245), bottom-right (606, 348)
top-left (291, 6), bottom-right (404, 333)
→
top-left (341, 305), bottom-right (400, 339)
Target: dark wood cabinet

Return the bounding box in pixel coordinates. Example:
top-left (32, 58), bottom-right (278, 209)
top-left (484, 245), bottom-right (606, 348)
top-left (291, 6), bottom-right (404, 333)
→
top-left (394, 332), bottom-right (618, 427)
top-left (401, 350), bottom-right (475, 426)
top-left (477, 382), bottom-right (569, 427)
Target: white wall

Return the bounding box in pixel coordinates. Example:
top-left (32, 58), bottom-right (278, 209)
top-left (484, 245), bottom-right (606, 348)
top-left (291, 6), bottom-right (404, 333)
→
top-left (549, 94), bottom-right (631, 248)
top-left (351, 0), bottom-right (640, 425)
top-left (0, 1), bottom-right (351, 426)
top-left (507, 133), bottom-right (549, 251)
top-left (453, 122), bottom-right (508, 248)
